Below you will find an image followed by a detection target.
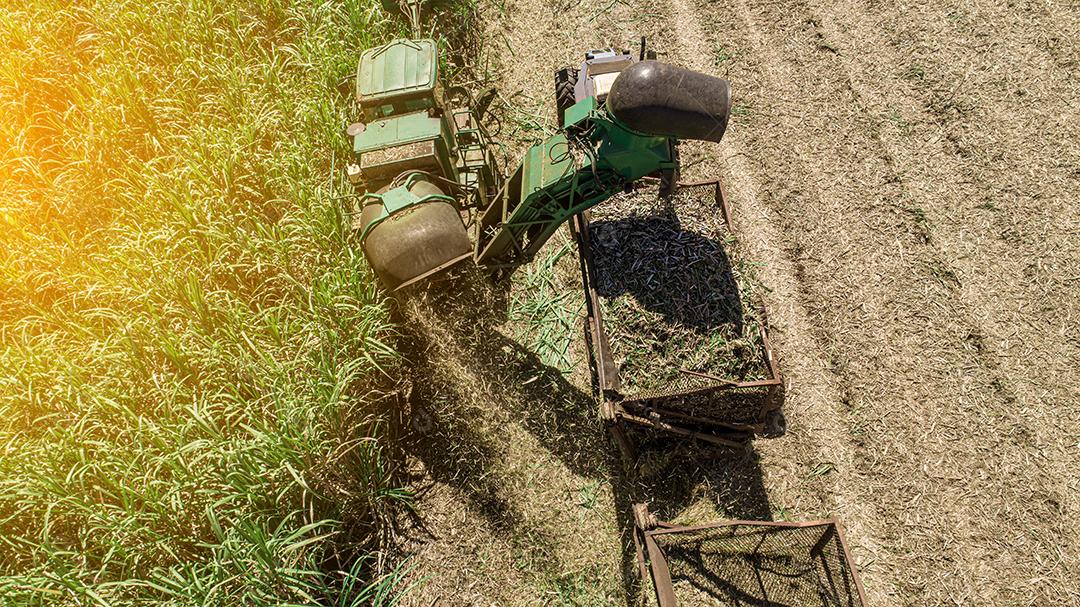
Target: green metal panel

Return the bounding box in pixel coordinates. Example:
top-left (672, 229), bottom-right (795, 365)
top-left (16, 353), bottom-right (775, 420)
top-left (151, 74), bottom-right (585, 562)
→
top-left (563, 95), bottom-right (597, 128)
top-left (515, 108), bottom-right (673, 212)
top-left (353, 111), bottom-right (443, 154)
top-left (357, 39), bottom-right (437, 104)
top-left (595, 122), bottom-right (673, 180)
top-left (352, 110), bottom-right (459, 188)
top-left (475, 100), bottom-right (676, 267)
top-left (521, 134), bottom-right (575, 200)
top-left (567, 96), bottom-right (674, 179)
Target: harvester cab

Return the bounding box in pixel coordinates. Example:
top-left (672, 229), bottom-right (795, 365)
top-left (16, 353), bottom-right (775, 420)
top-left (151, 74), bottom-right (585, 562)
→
top-left (554, 47), bottom-right (651, 125)
top-left (351, 39), bottom-right (448, 188)
top-left (346, 37), bottom-right (732, 292)
top-left (348, 39), bottom-right (498, 290)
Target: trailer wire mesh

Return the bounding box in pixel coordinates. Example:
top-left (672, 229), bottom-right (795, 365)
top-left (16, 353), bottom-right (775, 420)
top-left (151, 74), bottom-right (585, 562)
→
top-left (633, 504), bottom-right (867, 607)
top-left (572, 178), bottom-right (785, 455)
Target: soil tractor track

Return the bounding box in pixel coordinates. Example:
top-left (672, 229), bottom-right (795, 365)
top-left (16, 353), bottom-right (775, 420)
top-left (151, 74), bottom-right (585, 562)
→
top-left (395, 0), bottom-right (1079, 603)
top-left (635, 0), bottom-right (891, 599)
top-left (654, 0), bottom-right (1079, 603)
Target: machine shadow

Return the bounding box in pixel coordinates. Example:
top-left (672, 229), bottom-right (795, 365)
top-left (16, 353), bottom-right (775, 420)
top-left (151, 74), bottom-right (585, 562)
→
top-left (391, 265), bottom-right (771, 606)
top-left (394, 268), bottom-right (615, 540)
top-left (582, 203), bottom-right (774, 602)
top-left (588, 210), bottom-right (744, 335)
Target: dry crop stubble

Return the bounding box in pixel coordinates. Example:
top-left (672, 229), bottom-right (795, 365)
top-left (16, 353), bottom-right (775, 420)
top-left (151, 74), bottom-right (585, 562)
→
top-left (474, 0), bottom-right (1078, 604)
top-left (391, 269), bottom-right (625, 604)
top-left (650, 0), bottom-right (1079, 603)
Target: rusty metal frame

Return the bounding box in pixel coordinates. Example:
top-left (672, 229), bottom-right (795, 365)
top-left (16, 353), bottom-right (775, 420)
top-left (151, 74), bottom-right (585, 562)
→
top-left (571, 178), bottom-right (785, 456)
top-left (632, 504), bottom-right (868, 607)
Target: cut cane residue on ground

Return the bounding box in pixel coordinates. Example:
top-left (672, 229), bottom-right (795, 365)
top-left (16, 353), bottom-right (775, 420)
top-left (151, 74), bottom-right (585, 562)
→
top-left (589, 189), bottom-right (769, 395)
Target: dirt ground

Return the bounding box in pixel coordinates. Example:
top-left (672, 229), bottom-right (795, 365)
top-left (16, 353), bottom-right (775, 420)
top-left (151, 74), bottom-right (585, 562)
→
top-left (392, 0), bottom-right (1079, 604)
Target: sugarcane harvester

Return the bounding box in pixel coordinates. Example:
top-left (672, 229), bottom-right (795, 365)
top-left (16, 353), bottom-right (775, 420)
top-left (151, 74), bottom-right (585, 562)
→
top-left (347, 38), bottom-right (732, 291)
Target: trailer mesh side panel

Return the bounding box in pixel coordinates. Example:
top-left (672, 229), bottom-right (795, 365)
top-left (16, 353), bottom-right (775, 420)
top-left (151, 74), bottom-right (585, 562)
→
top-left (650, 523), bottom-right (863, 607)
top-left (573, 179), bottom-right (785, 443)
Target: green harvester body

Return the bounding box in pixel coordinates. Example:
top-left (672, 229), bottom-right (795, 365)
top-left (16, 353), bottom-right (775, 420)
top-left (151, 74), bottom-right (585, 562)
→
top-left (349, 38), bottom-right (729, 291)
top-left (474, 96), bottom-right (676, 269)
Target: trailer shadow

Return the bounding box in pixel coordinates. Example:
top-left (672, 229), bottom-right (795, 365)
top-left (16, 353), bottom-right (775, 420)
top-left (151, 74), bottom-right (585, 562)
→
top-left (610, 441), bottom-right (772, 604)
top-left (391, 265), bottom-right (771, 606)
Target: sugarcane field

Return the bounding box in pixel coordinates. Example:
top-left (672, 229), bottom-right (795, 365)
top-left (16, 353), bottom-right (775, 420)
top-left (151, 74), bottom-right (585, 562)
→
top-left (1, 0), bottom-right (1077, 605)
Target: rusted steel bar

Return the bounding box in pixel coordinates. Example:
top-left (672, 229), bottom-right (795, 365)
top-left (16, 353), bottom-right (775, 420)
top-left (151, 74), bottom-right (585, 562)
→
top-left (634, 505), bottom-right (678, 607)
top-left (835, 516), bottom-right (870, 606)
top-left (716, 180), bottom-right (732, 229)
top-left (644, 532), bottom-right (677, 607)
top-left (634, 506), bottom-right (867, 607)
top-left (615, 410), bottom-right (748, 449)
top-left (632, 503), bottom-right (655, 579)
top-left (645, 517), bottom-right (845, 536)
top-left (622, 402), bottom-right (760, 433)
top-left (604, 403), bottom-right (637, 464)
top-left (571, 213), bottom-right (619, 393)
top-left (676, 178), bottom-right (732, 227)
top-left (810, 522), bottom-right (838, 557)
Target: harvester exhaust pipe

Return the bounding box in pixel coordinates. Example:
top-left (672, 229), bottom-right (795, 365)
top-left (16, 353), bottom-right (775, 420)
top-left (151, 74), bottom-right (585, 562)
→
top-left (606, 61), bottom-right (732, 143)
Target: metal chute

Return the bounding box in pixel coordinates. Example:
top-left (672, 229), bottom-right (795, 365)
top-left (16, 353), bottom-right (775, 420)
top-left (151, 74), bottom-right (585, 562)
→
top-left (606, 61), bottom-right (732, 143)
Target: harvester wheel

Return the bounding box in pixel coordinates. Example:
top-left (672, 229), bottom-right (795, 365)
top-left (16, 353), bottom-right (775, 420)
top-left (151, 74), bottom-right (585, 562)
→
top-left (555, 66), bottom-right (579, 128)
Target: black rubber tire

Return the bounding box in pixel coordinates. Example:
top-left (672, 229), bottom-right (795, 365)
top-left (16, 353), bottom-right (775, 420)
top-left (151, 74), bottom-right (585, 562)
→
top-left (555, 66), bottom-right (579, 128)
top-left (762, 408), bottom-right (787, 438)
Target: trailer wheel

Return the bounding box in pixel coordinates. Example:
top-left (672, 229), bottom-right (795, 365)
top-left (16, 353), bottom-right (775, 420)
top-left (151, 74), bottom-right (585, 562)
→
top-left (555, 66), bottom-right (579, 128)
top-left (762, 408), bottom-right (787, 438)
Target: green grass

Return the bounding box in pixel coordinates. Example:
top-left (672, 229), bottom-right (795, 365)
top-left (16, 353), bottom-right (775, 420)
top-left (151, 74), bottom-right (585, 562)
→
top-left (508, 237), bottom-right (580, 373)
top-left (713, 43), bottom-right (736, 68)
top-left (0, 0), bottom-right (417, 604)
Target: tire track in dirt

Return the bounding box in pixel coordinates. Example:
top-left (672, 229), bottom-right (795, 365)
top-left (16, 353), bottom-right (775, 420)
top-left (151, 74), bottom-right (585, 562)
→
top-left (804, 0), bottom-right (1080, 426)
top-left (674, 0), bottom-right (1077, 604)
top-left (397, 2), bottom-right (650, 604)
top-left (786, 1), bottom-right (1080, 602)
top-left (627, 0), bottom-right (894, 602)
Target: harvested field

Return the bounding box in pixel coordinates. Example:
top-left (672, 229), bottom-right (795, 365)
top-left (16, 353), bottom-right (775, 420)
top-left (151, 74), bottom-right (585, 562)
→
top-left (393, 0), bottom-right (1080, 605)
